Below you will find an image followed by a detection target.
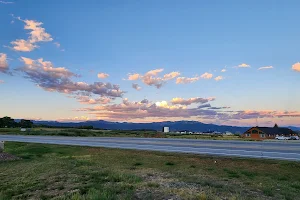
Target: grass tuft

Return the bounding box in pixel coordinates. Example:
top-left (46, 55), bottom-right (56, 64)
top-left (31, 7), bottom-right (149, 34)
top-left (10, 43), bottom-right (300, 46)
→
top-left (165, 162), bottom-right (175, 166)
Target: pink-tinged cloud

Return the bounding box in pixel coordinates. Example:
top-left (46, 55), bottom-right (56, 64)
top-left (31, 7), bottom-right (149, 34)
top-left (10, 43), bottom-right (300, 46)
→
top-left (76, 97), bottom-right (300, 123)
top-left (76, 96), bottom-right (112, 104)
top-left (176, 76), bottom-right (200, 84)
top-left (78, 98), bottom-right (220, 121)
top-left (163, 71), bottom-right (180, 80)
top-left (238, 63), bottom-right (250, 68)
top-left (258, 66), bottom-right (273, 70)
top-left (57, 116), bottom-right (91, 122)
top-left (24, 19), bottom-right (53, 43)
top-left (10, 17), bottom-right (53, 52)
top-left (19, 57), bottom-right (125, 98)
top-left (132, 83), bottom-right (141, 91)
top-left (128, 73), bottom-right (140, 80)
top-left (200, 72), bottom-right (213, 79)
top-left (221, 69), bottom-right (226, 72)
top-left (223, 110), bottom-right (300, 120)
top-left (97, 73), bottom-right (109, 79)
top-left (11, 39), bottom-right (37, 52)
top-left (171, 97), bottom-right (216, 105)
top-left (0, 53), bottom-right (9, 74)
top-left (215, 76), bottom-right (223, 81)
top-left (0, 80), bottom-right (4, 84)
top-left (128, 69), bottom-right (180, 89)
top-left (145, 68), bottom-right (164, 76)
top-left (292, 62), bottom-right (300, 72)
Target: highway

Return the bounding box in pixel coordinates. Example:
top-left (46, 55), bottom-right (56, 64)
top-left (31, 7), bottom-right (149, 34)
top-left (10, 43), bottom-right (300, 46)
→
top-left (0, 135), bottom-right (300, 161)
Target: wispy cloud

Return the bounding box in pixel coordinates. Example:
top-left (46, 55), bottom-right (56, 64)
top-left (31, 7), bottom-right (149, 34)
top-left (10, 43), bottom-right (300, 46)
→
top-left (214, 76), bottom-right (223, 81)
top-left (171, 97), bottom-right (215, 106)
top-left (132, 83), bottom-right (141, 91)
top-left (0, 1), bottom-right (13, 4)
top-left (54, 42), bottom-right (61, 48)
top-left (237, 63), bottom-right (251, 68)
top-left (97, 73), bottom-right (109, 79)
top-left (221, 69), bottom-right (226, 72)
top-left (292, 62), bottom-right (300, 72)
top-left (57, 116), bottom-right (90, 122)
top-left (258, 66), bottom-right (273, 70)
top-left (0, 80), bottom-right (4, 84)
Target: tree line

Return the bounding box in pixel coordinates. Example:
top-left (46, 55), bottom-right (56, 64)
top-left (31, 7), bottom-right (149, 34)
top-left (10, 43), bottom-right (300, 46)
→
top-left (0, 116), bottom-right (33, 128)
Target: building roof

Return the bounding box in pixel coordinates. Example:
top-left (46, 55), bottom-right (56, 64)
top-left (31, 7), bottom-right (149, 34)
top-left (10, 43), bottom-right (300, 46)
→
top-left (257, 127), bottom-right (292, 135)
top-left (245, 125), bottom-right (294, 135)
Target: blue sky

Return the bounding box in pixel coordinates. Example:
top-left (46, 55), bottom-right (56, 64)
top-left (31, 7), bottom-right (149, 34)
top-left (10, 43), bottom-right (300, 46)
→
top-left (0, 0), bottom-right (299, 126)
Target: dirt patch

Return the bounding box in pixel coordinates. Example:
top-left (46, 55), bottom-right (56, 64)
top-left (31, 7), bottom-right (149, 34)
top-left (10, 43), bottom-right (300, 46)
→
top-left (0, 152), bottom-right (20, 161)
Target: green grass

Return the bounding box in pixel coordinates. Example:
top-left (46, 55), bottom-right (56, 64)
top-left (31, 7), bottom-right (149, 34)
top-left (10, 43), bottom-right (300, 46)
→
top-left (1, 142), bottom-right (300, 199)
top-left (0, 127), bottom-right (247, 141)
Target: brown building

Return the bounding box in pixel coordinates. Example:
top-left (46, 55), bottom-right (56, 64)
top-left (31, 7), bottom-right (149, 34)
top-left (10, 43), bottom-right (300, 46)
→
top-left (243, 124), bottom-right (296, 140)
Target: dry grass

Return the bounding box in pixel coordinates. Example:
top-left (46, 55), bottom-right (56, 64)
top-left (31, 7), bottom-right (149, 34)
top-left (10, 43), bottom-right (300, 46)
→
top-left (0, 142), bottom-right (300, 199)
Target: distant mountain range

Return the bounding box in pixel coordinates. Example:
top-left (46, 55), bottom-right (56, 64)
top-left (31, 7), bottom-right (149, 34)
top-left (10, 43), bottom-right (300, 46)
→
top-left (32, 120), bottom-right (300, 133)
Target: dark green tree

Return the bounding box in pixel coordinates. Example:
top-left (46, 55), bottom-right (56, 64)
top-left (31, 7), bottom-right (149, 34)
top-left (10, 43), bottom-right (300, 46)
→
top-left (19, 119), bottom-right (33, 128)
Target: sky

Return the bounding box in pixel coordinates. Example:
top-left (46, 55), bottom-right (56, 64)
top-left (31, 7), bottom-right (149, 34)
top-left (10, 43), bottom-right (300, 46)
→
top-left (0, 0), bottom-right (300, 126)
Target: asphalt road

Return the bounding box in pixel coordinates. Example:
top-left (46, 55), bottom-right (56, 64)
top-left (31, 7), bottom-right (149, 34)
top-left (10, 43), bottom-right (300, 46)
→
top-left (1, 135), bottom-right (300, 161)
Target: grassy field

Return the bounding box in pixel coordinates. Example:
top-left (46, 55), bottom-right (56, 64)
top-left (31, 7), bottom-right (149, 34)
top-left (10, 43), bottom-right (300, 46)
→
top-left (0, 128), bottom-right (245, 141)
top-left (1, 142), bottom-right (300, 199)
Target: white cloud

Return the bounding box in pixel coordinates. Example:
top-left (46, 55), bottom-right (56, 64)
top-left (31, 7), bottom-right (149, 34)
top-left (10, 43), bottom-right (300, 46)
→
top-left (292, 62), bottom-right (300, 72)
top-left (221, 69), bottom-right (226, 72)
top-left (238, 63), bottom-right (250, 68)
top-left (258, 66), bottom-right (273, 70)
top-left (215, 76), bottom-right (223, 81)
top-left (97, 73), bottom-right (109, 79)
top-left (200, 72), bottom-right (213, 79)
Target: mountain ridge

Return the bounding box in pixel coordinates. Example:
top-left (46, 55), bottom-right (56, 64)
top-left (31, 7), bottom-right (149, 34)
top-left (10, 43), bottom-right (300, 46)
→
top-left (31, 120), bottom-right (300, 132)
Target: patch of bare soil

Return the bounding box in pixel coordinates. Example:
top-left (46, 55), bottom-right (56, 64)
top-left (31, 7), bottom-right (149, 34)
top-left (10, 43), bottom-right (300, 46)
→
top-left (0, 152), bottom-right (20, 161)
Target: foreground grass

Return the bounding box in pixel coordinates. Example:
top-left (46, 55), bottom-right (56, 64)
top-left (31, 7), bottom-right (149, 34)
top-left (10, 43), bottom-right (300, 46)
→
top-left (1, 142), bottom-right (300, 199)
top-left (0, 128), bottom-right (246, 141)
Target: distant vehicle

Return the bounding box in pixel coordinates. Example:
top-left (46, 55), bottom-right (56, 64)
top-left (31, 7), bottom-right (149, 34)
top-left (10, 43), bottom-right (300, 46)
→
top-left (290, 136), bottom-right (299, 140)
top-left (275, 136), bottom-right (290, 140)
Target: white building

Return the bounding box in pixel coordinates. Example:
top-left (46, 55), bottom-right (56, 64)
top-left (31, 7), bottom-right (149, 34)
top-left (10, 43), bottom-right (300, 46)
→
top-left (163, 127), bottom-right (170, 133)
top-left (224, 131), bottom-right (234, 136)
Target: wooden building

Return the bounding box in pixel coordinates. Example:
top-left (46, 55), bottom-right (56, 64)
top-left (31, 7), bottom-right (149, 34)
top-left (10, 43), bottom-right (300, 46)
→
top-left (243, 124), bottom-right (295, 140)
